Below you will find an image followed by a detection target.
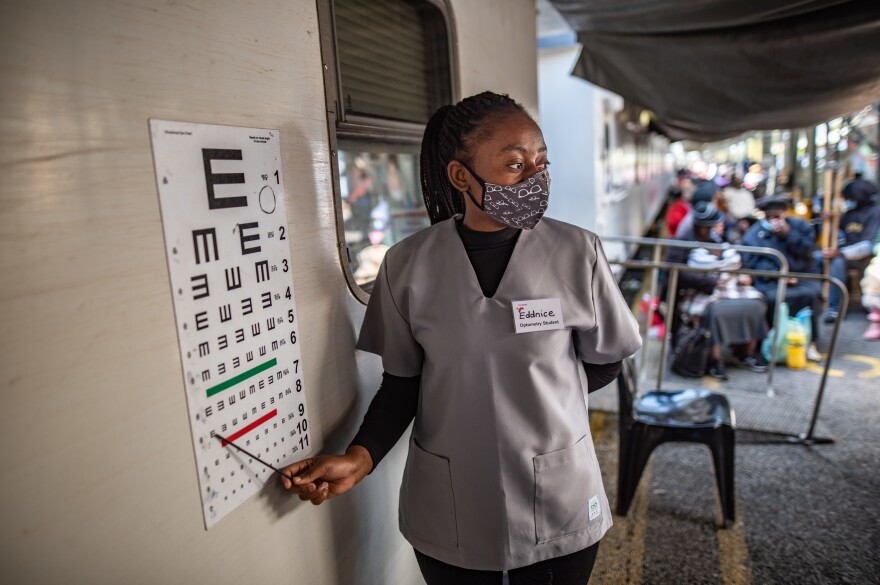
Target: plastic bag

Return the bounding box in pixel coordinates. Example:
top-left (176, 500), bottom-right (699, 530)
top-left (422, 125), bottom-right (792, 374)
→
top-left (794, 307), bottom-right (812, 346)
top-left (762, 303), bottom-right (789, 363)
top-left (762, 303), bottom-right (813, 363)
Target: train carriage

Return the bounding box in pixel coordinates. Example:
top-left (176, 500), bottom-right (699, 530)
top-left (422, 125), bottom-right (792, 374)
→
top-left (18, 0), bottom-right (880, 584)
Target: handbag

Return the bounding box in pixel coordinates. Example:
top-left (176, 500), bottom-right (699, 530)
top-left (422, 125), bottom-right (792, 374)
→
top-left (671, 324), bottom-right (712, 378)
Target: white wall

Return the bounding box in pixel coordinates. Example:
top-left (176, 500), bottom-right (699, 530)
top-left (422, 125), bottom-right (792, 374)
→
top-left (538, 40), bottom-right (672, 262)
top-left (0, 1), bottom-right (537, 584)
top-left (454, 0), bottom-right (539, 115)
top-left (538, 44), bottom-right (599, 232)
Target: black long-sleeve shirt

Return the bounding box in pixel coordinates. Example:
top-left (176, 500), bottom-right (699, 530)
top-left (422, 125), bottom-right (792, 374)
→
top-left (350, 220), bottom-right (623, 470)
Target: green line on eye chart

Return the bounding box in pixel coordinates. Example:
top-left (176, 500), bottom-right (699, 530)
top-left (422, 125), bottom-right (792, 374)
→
top-left (205, 358), bottom-right (277, 397)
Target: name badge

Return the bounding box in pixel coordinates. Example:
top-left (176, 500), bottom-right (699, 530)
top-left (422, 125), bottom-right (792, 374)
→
top-left (511, 298), bottom-right (565, 333)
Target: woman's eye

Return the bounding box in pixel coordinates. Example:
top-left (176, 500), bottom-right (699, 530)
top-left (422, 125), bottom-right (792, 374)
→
top-left (508, 162), bottom-right (524, 170)
top-left (541, 161), bottom-right (552, 169)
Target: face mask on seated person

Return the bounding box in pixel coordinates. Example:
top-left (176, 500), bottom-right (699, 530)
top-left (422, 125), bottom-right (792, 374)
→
top-left (760, 217), bottom-right (786, 232)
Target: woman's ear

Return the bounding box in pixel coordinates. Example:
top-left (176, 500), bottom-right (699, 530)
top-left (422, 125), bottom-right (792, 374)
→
top-left (447, 160), bottom-right (470, 193)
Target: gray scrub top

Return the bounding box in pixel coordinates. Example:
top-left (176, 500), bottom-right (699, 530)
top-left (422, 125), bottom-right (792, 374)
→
top-left (357, 216), bottom-right (642, 571)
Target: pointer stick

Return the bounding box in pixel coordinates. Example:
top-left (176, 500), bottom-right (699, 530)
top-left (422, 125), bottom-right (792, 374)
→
top-left (213, 433), bottom-right (289, 479)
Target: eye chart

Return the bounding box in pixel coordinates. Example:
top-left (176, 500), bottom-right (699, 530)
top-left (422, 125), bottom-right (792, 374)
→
top-left (150, 120), bottom-right (311, 529)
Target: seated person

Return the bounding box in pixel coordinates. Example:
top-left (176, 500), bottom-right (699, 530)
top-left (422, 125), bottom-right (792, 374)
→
top-left (861, 247), bottom-right (880, 341)
top-left (666, 203), bottom-right (768, 380)
top-left (814, 172), bottom-right (879, 323)
top-left (665, 183), bottom-right (690, 237)
top-left (742, 195), bottom-right (822, 360)
top-left (675, 180), bottom-right (719, 241)
top-left (722, 175), bottom-right (757, 222)
top-left (714, 187), bottom-right (745, 244)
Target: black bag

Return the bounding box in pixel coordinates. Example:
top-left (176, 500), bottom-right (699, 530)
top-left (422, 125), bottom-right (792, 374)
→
top-left (670, 325), bottom-right (712, 378)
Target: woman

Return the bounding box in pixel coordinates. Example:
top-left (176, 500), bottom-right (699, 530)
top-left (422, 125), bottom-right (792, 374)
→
top-left (667, 202), bottom-right (768, 380)
top-left (281, 92), bottom-right (642, 584)
top-left (664, 170), bottom-right (691, 237)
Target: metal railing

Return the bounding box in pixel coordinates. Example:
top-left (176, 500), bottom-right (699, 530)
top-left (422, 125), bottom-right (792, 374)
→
top-left (603, 236), bottom-right (791, 393)
top-left (601, 236), bottom-right (848, 442)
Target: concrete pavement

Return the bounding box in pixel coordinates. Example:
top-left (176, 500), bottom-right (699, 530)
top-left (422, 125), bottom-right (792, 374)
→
top-left (587, 310), bottom-right (880, 584)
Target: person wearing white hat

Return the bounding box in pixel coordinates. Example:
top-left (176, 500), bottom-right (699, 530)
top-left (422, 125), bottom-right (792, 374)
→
top-left (666, 202), bottom-right (768, 380)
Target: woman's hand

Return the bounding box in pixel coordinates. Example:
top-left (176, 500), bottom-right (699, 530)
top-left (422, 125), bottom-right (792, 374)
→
top-left (737, 274), bottom-right (752, 286)
top-left (280, 445), bottom-right (373, 505)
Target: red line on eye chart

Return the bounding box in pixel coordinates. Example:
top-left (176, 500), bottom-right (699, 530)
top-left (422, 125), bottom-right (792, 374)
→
top-left (219, 409), bottom-right (278, 446)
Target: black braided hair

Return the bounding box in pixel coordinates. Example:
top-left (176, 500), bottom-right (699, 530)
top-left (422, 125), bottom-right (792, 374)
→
top-left (420, 92), bottom-right (532, 224)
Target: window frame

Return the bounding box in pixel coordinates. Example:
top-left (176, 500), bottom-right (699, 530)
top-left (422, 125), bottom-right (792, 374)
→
top-left (317, 0), bottom-right (459, 304)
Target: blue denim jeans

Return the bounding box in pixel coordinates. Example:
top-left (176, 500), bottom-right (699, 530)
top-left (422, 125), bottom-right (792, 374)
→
top-left (813, 251), bottom-right (847, 312)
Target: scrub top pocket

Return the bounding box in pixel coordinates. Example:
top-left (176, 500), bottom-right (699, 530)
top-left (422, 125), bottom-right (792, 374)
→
top-left (533, 435), bottom-right (597, 544)
top-left (401, 441), bottom-right (459, 550)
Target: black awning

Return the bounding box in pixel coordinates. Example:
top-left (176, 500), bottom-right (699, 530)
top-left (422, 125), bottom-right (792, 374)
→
top-left (549, 0), bottom-right (880, 141)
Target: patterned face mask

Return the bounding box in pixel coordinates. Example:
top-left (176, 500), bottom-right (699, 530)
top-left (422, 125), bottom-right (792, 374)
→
top-left (460, 162), bottom-right (550, 230)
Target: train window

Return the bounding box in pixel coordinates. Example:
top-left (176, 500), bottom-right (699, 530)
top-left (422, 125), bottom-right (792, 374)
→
top-left (318, 0), bottom-right (457, 298)
top-left (337, 145), bottom-right (428, 286)
top-left (334, 0), bottom-right (453, 126)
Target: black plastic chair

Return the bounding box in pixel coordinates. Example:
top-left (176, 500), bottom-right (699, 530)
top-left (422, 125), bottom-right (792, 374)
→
top-left (616, 360), bottom-right (736, 525)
